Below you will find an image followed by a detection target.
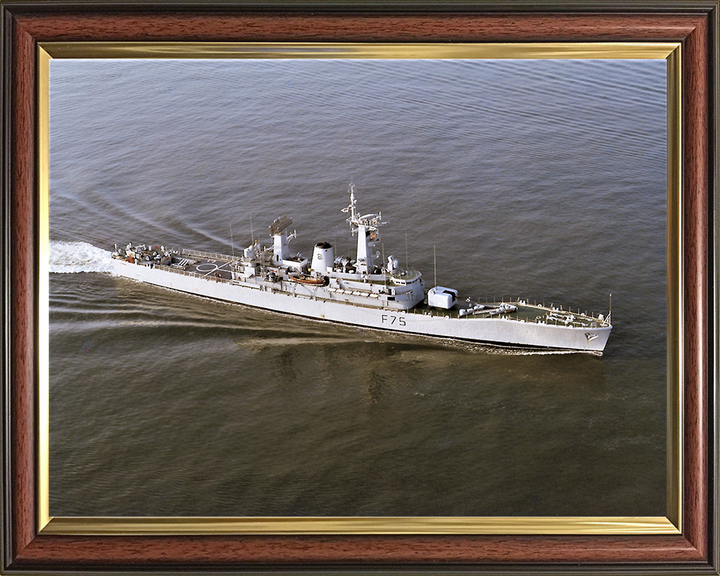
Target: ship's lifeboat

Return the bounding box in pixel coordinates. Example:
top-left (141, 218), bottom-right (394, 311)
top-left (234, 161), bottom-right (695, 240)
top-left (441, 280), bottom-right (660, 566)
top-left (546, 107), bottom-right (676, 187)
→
top-left (289, 274), bottom-right (327, 286)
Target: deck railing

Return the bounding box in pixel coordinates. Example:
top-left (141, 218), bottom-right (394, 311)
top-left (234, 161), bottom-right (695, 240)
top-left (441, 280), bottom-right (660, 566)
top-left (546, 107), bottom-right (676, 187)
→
top-left (181, 248), bottom-right (237, 261)
top-left (154, 263), bottom-right (233, 284)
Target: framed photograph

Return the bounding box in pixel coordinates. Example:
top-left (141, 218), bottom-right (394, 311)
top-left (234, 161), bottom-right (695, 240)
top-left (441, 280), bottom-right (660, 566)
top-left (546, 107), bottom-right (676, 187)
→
top-left (2, 2), bottom-right (718, 574)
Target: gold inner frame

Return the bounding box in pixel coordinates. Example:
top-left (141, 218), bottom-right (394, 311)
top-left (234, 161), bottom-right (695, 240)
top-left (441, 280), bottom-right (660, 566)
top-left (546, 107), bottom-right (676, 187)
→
top-left (37, 42), bottom-right (683, 536)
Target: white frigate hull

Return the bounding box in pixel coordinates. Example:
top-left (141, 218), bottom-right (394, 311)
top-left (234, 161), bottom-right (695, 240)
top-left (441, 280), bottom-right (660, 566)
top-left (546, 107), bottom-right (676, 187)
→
top-left (112, 258), bottom-right (611, 354)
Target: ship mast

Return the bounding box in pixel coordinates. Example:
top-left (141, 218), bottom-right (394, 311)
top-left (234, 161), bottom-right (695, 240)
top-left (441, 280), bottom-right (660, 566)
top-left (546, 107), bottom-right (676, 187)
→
top-left (341, 182), bottom-right (386, 274)
top-left (269, 215), bottom-right (293, 265)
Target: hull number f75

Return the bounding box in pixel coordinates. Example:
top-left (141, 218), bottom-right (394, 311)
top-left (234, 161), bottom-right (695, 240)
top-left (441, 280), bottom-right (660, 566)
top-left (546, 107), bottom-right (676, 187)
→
top-left (381, 314), bottom-right (406, 326)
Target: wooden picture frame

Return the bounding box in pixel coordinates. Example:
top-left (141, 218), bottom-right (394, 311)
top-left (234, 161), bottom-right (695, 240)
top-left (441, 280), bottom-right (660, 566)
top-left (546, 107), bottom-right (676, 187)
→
top-left (2, 1), bottom-right (718, 573)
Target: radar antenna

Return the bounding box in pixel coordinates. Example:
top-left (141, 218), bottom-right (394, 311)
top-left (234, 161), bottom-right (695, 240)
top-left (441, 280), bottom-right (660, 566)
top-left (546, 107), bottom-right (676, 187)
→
top-left (269, 215), bottom-right (293, 236)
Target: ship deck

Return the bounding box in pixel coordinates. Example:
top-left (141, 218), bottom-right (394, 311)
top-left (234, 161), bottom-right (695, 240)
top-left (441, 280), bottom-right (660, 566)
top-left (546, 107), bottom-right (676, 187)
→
top-left (410, 301), bottom-right (606, 328)
top-left (182, 258), bottom-right (235, 281)
top-left (126, 249), bottom-right (608, 329)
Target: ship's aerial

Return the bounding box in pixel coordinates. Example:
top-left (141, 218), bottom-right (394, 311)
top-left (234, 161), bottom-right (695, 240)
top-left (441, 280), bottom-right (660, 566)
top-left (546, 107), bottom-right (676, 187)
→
top-left (111, 183), bottom-right (613, 354)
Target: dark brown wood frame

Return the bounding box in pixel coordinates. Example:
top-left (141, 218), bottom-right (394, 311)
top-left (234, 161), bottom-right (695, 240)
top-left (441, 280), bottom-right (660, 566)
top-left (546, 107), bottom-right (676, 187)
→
top-left (2, 2), bottom-right (718, 573)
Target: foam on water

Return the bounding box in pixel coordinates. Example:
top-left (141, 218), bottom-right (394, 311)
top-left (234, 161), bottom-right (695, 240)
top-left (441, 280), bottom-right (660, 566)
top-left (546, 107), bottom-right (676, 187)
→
top-left (50, 241), bottom-right (114, 274)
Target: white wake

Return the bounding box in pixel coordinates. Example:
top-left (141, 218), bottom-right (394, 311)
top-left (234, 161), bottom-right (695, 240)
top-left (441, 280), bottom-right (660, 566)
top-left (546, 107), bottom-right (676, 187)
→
top-left (49, 241), bottom-right (114, 274)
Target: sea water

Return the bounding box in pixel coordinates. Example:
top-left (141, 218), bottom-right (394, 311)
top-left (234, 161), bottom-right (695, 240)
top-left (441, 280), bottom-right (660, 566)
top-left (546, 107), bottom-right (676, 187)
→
top-left (48, 58), bottom-right (667, 516)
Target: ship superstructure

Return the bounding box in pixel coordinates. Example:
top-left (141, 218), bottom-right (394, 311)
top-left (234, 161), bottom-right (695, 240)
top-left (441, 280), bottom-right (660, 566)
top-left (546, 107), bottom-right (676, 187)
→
top-left (111, 184), bottom-right (613, 354)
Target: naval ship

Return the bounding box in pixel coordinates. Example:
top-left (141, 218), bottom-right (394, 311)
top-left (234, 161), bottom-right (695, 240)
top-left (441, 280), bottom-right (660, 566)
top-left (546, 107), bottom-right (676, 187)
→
top-left (111, 184), bottom-right (613, 354)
